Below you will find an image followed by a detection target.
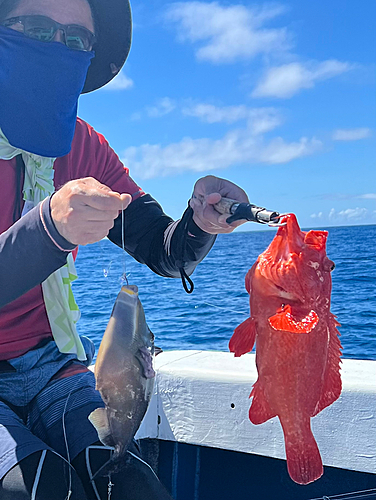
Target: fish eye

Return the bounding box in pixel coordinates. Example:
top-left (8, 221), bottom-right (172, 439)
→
top-left (323, 259), bottom-right (335, 272)
top-left (323, 258), bottom-right (335, 272)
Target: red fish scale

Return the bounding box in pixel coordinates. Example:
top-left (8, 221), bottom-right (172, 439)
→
top-left (229, 214), bottom-right (342, 485)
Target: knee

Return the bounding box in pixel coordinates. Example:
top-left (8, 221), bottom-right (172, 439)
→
top-left (0, 450), bottom-right (88, 500)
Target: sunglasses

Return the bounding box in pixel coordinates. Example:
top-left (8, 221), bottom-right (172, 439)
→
top-left (2, 15), bottom-right (96, 52)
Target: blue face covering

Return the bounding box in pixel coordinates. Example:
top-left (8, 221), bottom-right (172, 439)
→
top-left (0, 26), bottom-right (94, 157)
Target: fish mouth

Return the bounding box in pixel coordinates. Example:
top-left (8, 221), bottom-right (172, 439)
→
top-left (254, 214), bottom-right (306, 302)
top-left (255, 259), bottom-right (304, 303)
top-left (273, 283), bottom-right (298, 300)
top-left (266, 279), bottom-right (302, 303)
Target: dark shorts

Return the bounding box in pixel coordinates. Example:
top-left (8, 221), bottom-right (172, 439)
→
top-left (0, 370), bottom-right (104, 479)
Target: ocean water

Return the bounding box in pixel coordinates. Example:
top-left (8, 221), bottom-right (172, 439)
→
top-left (72, 224), bottom-right (376, 361)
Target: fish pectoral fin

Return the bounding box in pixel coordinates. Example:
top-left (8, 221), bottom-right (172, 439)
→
top-left (88, 408), bottom-right (115, 447)
top-left (229, 317), bottom-right (257, 357)
top-left (249, 383), bottom-right (276, 424)
top-left (136, 347), bottom-right (156, 379)
top-left (268, 305), bottom-right (319, 334)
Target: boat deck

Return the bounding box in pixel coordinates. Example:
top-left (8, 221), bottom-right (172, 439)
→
top-left (135, 350), bottom-right (376, 499)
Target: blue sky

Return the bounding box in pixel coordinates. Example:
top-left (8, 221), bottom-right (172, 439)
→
top-left (78, 0), bottom-right (376, 230)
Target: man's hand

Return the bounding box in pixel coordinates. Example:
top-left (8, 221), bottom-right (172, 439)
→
top-left (50, 177), bottom-right (131, 245)
top-left (190, 176), bottom-right (249, 234)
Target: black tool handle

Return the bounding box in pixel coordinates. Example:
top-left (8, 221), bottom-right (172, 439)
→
top-left (213, 197), bottom-right (280, 225)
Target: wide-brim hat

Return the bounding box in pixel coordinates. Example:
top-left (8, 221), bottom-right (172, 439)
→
top-left (0, 0), bottom-right (130, 92)
top-left (83, 0), bottom-right (132, 93)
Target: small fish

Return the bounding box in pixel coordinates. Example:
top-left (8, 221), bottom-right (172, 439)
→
top-left (229, 214), bottom-right (342, 485)
top-left (89, 285), bottom-right (155, 476)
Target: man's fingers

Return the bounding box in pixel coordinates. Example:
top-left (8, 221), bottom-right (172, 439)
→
top-left (119, 193), bottom-right (132, 205)
top-left (64, 178), bottom-right (131, 211)
top-left (205, 192), bottom-right (222, 205)
top-left (51, 178), bottom-right (133, 245)
top-left (74, 190), bottom-right (129, 212)
top-left (191, 191), bottom-right (247, 234)
top-left (78, 177), bottom-right (113, 192)
top-left (69, 195), bottom-right (131, 222)
top-left (69, 205), bottom-right (119, 222)
top-left (63, 220), bottom-right (116, 246)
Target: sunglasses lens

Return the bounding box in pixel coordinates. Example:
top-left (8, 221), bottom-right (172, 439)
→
top-left (26, 28), bottom-right (55, 42)
top-left (66, 27), bottom-right (94, 51)
top-left (18, 16), bottom-right (94, 51)
top-left (24, 17), bottom-right (55, 42)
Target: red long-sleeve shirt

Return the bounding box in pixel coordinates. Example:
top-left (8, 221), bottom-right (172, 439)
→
top-left (0, 118), bottom-right (142, 360)
top-left (0, 118), bottom-right (216, 362)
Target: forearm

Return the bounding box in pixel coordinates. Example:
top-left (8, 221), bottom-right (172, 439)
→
top-left (108, 194), bottom-right (216, 279)
top-left (0, 197), bottom-right (76, 309)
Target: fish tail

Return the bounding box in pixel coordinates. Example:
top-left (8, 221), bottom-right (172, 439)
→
top-left (284, 426), bottom-right (323, 485)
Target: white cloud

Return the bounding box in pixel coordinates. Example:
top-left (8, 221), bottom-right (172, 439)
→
top-left (164, 1), bottom-right (291, 63)
top-left (102, 71), bottom-right (134, 91)
top-left (130, 111), bottom-right (142, 121)
top-left (147, 97), bottom-right (177, 117)
top-left (310, 208), bottom-right (376, 223)
top-left (252, 60), bottom-right (352, 99)
top-left (182, 103), bottom-right (250, 123)
top-left (332, 128), bottom-right (372, 141)
top-left (257, 136), bottom-right (321, 164)
top-left (249, 108), bottom-right (283, 135)
top-left (182, 104), bottom-right (280, 130)
top-left (182, 104), bottom-right (282, 134)
top-left (328, 207), bottom-right (375, 222)
top-left (359, 193), bottom-right (376, 199)
top-left (328, 207), bottom-right (369, 221)
top-left (318, 192), bottom-right (376, 201)
top-left (121, 124), bottom-right (322, 179)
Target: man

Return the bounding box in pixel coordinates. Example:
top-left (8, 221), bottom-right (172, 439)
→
top-left (0, 0), bottom-right (248, 498)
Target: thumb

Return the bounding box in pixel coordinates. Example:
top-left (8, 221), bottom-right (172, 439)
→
top-left (205, 192), bottom-right (221, 205)
top-left (119, 193), bottom-right (132, 210)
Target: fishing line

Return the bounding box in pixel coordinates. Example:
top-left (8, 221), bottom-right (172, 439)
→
top-left (62, 388), bottom-right (74, 500)
top-left (107, 473), bottom-right (114, 500)
top-left (201, 301), bottom-right (249, 317)
top-left (179, 298), bottom-right (248, 317)
top-left (98, 239), bottom-right (113, 280)
top-left (127, 450), bottom-right (160, 480)
top-left (61, 376), bottom-right (83, 500)
top-left (308, 488), bottom-right (376, 500)
top-left (97, 239), bottom-right (115, 304)
top-left (85, 445), bottom-right (114, 500)
top-left (107, 447), bottom-right (114, 500)
top-left (120, 202), bottom-right (128, 287)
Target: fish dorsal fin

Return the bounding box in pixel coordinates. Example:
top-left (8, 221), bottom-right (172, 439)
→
top-left (312, 313), bottom-right (342, 416)
top-left (268, 305), bottom-right (319, 334)
top-left (88, 408), bottom-right (115, 447)
top-left (229, 317), bottom-right (257, 357)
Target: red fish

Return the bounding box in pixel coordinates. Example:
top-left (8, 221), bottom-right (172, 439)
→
top-left (229, 214), bottom-right (342, 485)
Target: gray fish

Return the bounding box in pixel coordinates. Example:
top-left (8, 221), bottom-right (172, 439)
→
top-left (89, 285), bottom-right (155, 474)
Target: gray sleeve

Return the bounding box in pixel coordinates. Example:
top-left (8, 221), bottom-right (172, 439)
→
top-left (0, 197), bottom-right (76, 309)
top-left (108, 194), bottom-right (217, 292)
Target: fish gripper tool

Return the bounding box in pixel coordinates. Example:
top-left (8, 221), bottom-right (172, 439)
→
top-left (214, 197), bottom-right (284, 226)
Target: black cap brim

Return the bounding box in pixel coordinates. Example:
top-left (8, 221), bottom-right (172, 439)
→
top-left (83, 0), bottom-right (132, 93)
